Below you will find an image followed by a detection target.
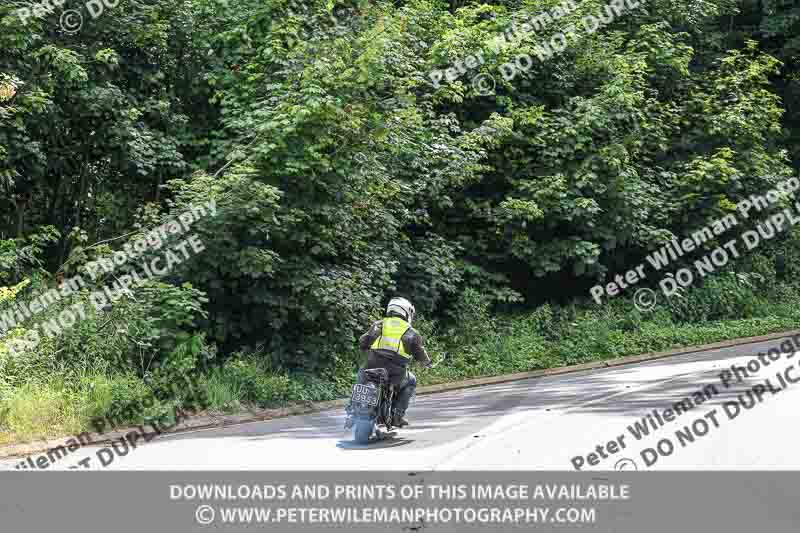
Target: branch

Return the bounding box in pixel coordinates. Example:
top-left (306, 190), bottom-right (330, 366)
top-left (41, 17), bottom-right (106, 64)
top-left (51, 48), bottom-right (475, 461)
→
top-left (213, 132), bottom-right (263, 178)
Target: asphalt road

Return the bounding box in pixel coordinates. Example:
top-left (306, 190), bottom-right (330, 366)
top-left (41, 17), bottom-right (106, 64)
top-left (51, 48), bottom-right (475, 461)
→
top-left (4, 334), bottom-right (800, 471)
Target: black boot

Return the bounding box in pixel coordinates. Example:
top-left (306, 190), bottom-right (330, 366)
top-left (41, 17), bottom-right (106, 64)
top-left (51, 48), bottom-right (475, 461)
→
top-left (392, 413), bottom-right (409, 427)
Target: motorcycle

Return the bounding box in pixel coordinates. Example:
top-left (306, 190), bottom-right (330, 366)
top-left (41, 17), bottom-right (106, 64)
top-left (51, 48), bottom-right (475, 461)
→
top-left (345, 367), bottom-right (396, 444)
top-left (344, 353), bottom-right (446, 444)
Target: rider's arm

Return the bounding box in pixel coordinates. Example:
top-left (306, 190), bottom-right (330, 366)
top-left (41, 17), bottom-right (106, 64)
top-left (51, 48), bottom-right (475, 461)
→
top-left (358, 320), bottom-right (382, 351)
top-left (407, 331), bottom-right (432, 368)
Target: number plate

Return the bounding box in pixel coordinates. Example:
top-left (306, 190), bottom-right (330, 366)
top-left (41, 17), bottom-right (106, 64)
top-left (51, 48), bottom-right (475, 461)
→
top-left (352, 384), bottom-right (378, 406)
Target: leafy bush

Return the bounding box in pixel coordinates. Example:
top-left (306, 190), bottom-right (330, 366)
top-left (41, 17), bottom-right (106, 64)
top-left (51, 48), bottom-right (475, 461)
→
top-left (0, 228), bottom-right (60, 285)
top-left (664, 272), bottom-right (766, 324)
top-left (0, 279), bottom-right (210, 391)
top-left (215, 358), bottom-right (263, 402)
top-left (526, 304), bottom-right (558, 340)
top-left (253, 375), bottom-right (295, 406)
top-left (86, 374), bottom-right (161, 429)
top-left (148, 333), bottom-right (211, 409)
top-left (210, 356), bottom-right (304, 408)
top-left (203, 370), bottom-right (244, 412)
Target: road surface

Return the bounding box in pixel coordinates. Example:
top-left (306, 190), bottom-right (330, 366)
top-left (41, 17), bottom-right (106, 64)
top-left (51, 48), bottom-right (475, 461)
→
top-left (4, 334), bottom-right (800, 470)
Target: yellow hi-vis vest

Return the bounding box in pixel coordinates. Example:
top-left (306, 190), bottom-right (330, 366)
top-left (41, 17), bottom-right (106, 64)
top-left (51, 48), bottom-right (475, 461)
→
top-left (370, 317), bottom-right (412, 359)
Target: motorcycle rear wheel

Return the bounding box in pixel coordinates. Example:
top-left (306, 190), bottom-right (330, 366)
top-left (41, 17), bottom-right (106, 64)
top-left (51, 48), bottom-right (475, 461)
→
top-left (354, 419), bottom-right (374, 444)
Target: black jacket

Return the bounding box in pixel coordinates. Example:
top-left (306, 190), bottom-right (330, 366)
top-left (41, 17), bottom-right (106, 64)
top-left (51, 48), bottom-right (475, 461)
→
top-left (359, 318), bottom-right (432, 384)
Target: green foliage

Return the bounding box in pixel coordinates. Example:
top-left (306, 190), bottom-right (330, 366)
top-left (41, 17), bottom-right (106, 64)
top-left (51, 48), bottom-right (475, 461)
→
top-left (3, 0), bottom-right (800, 370)
top-left (1, 279), bottom-right (208, 378)
top-left (203, 370), bottom-right (245, 413)
top-left (663, 272), bottom-right (766, 323)
top-left (212, 357), bottom-right (295, 407)
top-left (132, 283), bottom-right (210, 364)
top-left (148, 336), bottom-right (209, 410)
top-left (0, 380), bottom-right (85, 442)
top-left (0, 227), bottom-right (59, 283)
top-left (83, 374), bottom-right (161, 426)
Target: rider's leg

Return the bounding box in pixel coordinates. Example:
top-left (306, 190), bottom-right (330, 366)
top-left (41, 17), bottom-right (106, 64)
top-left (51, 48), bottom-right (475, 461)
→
top-left (393, 371), bottom-right (417, 426)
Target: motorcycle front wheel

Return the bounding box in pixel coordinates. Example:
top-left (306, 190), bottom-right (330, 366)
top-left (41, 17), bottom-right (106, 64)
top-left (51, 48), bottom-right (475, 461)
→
top-left (354, 419), bottom-right (374, 444)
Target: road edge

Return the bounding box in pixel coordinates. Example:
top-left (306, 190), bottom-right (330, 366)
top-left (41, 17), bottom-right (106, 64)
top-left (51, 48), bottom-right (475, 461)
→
top-left (3, 328), bottom-right (798, 461)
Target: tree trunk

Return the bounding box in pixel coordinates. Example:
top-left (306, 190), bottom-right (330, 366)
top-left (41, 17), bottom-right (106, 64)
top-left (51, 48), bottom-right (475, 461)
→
top-left (76, 172), bottom-right (87, 228)
top-left (15, 200), bottom-right (25, 237)
top-left (154, 169), bottom-right (162, 203)
top-left (48, 177), bottom-right (62, 225)
top-left (75, 153), bottom-right (89, 229)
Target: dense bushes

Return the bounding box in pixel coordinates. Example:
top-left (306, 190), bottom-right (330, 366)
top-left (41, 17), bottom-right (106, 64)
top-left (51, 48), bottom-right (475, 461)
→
top-left (0, 238), bottom-right (214, 441)
top-left (7, 0), bottom-right (799, 370)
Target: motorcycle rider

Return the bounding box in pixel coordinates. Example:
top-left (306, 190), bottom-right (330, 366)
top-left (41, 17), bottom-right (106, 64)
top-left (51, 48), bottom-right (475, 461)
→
top-left (358, 297), bottom-right (431, 427)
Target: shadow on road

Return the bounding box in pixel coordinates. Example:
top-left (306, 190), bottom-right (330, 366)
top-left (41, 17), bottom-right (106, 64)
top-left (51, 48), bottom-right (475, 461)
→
top-left (336, 438), bottom-right (414, 451)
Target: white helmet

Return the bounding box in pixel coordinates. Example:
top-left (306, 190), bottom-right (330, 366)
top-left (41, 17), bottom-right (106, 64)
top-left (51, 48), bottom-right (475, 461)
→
top-left (386, 297), bottom-right (415, 324)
